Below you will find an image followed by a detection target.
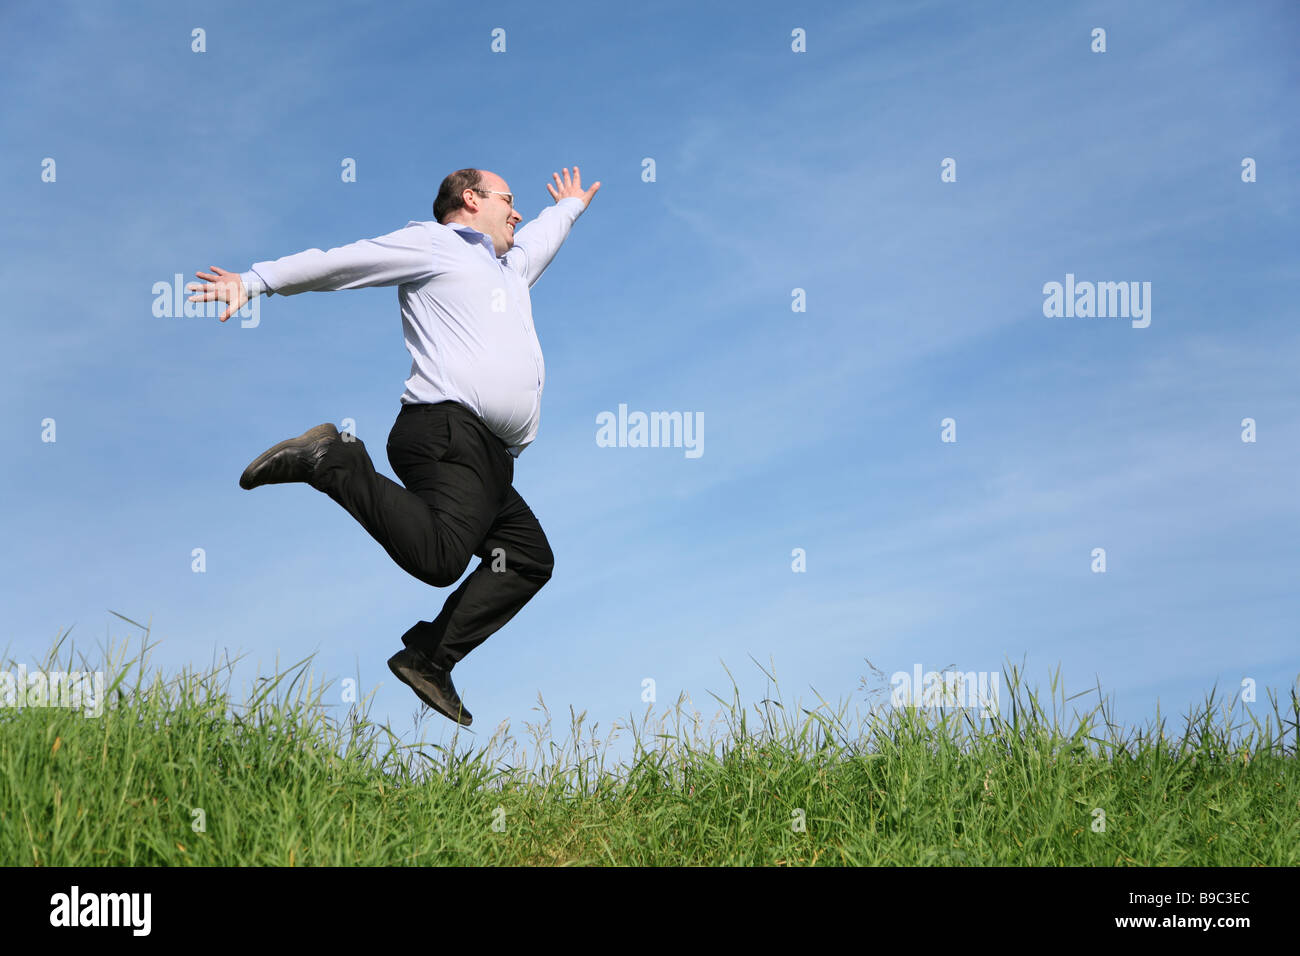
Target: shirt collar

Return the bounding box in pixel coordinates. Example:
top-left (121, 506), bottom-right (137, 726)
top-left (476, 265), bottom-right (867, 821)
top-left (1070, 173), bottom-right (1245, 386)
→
top-left (447, 220), bottom-right (498, 255)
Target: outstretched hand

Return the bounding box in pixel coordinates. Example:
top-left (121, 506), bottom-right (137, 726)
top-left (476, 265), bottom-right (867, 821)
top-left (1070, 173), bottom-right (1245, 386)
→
top-left (546, 166), bottom-right (600, 209)
top-left (187, 266), bottom-right (248, 323)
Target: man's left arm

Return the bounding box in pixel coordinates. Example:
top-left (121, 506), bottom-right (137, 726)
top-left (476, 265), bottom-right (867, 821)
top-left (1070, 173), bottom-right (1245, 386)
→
top-left (506, 166), bottom-right (600, 288)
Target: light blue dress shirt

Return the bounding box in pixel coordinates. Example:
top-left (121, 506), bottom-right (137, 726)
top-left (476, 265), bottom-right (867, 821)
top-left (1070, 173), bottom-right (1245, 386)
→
top-left (240, 195), bottom-right (586, 457)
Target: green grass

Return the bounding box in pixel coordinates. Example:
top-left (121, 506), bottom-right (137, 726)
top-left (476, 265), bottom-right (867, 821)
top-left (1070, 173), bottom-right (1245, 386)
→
top-left (2, 618), bottom-right (1297, 866)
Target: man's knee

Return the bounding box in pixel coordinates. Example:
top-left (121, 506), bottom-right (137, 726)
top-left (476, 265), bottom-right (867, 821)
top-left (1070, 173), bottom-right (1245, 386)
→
top-left (423, 568), bottom-right (463, 589)
top-left (532, 544), bottom-right (554, 585)
top-left (415, 549), bottom-right (473, 589)
top-left (486, 540), bottom-right (552, 584)
top-left (498, 543), bottom-right (553, 587)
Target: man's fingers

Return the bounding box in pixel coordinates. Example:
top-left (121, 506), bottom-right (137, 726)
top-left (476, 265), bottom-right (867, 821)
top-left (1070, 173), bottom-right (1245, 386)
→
top-left (545, 167), bottom-right (595, 203)
top-left (186, 278), bottom-right (244, 303)
top-left (184, 266), bottom-right (245, 319)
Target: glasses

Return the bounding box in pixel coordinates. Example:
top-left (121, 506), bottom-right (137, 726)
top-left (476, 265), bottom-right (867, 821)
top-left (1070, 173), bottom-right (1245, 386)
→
top-left (474, 188), bottom-right (514, 209)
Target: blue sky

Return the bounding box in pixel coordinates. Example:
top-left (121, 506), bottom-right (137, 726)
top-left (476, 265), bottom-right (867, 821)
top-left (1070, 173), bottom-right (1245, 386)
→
top-left (2, 0), bottom-right (1297, 768)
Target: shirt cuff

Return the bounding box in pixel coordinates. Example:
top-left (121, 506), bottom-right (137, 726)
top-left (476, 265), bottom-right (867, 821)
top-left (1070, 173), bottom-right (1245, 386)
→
top-left (241, 270), bottom-right (268, 298)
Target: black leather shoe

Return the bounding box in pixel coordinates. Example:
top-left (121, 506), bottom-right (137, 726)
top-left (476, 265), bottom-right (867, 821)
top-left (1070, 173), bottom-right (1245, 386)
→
top-left (387, 647), bottom-right (472, 726)
top-left (239, 423), bottom-right (340, 490)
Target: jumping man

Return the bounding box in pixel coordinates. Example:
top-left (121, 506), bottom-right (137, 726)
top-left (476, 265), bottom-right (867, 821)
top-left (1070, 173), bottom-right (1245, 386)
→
top-left (188, 166), bottom-right (600, 725)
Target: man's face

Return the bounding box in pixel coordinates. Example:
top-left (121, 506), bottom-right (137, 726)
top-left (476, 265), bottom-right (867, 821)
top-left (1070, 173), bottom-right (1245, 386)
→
top-left (472, 173), bottom-right (523, 256)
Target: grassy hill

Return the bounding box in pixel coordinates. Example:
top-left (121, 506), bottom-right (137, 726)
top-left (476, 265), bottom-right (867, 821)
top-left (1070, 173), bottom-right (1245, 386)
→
top-left (2, 622), bottom-right (1296, 866)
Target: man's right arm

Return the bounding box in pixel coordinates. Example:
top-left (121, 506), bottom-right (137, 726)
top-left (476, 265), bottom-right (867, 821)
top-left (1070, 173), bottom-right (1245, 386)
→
top-left (241, 222), bottom-right (440, 299)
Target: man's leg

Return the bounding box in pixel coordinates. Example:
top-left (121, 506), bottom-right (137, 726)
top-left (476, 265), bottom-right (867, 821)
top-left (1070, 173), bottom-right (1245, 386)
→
top-left (306, 401), bottom-right (509, 591)
top-left (306, 399), bottom-right (550, 671)
top-left (400, 484), bottom-right (554, 667)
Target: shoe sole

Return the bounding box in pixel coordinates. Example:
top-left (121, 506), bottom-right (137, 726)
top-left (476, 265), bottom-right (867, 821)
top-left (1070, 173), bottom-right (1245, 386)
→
top-left (240, 423), bottom-right (338, 490)
top-left (387, 656), bottom-right (473, 726)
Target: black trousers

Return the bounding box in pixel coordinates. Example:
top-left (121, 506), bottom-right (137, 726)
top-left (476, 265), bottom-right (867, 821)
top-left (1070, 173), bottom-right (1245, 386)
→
top-left (307, 400), bottom-right (554, 668)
